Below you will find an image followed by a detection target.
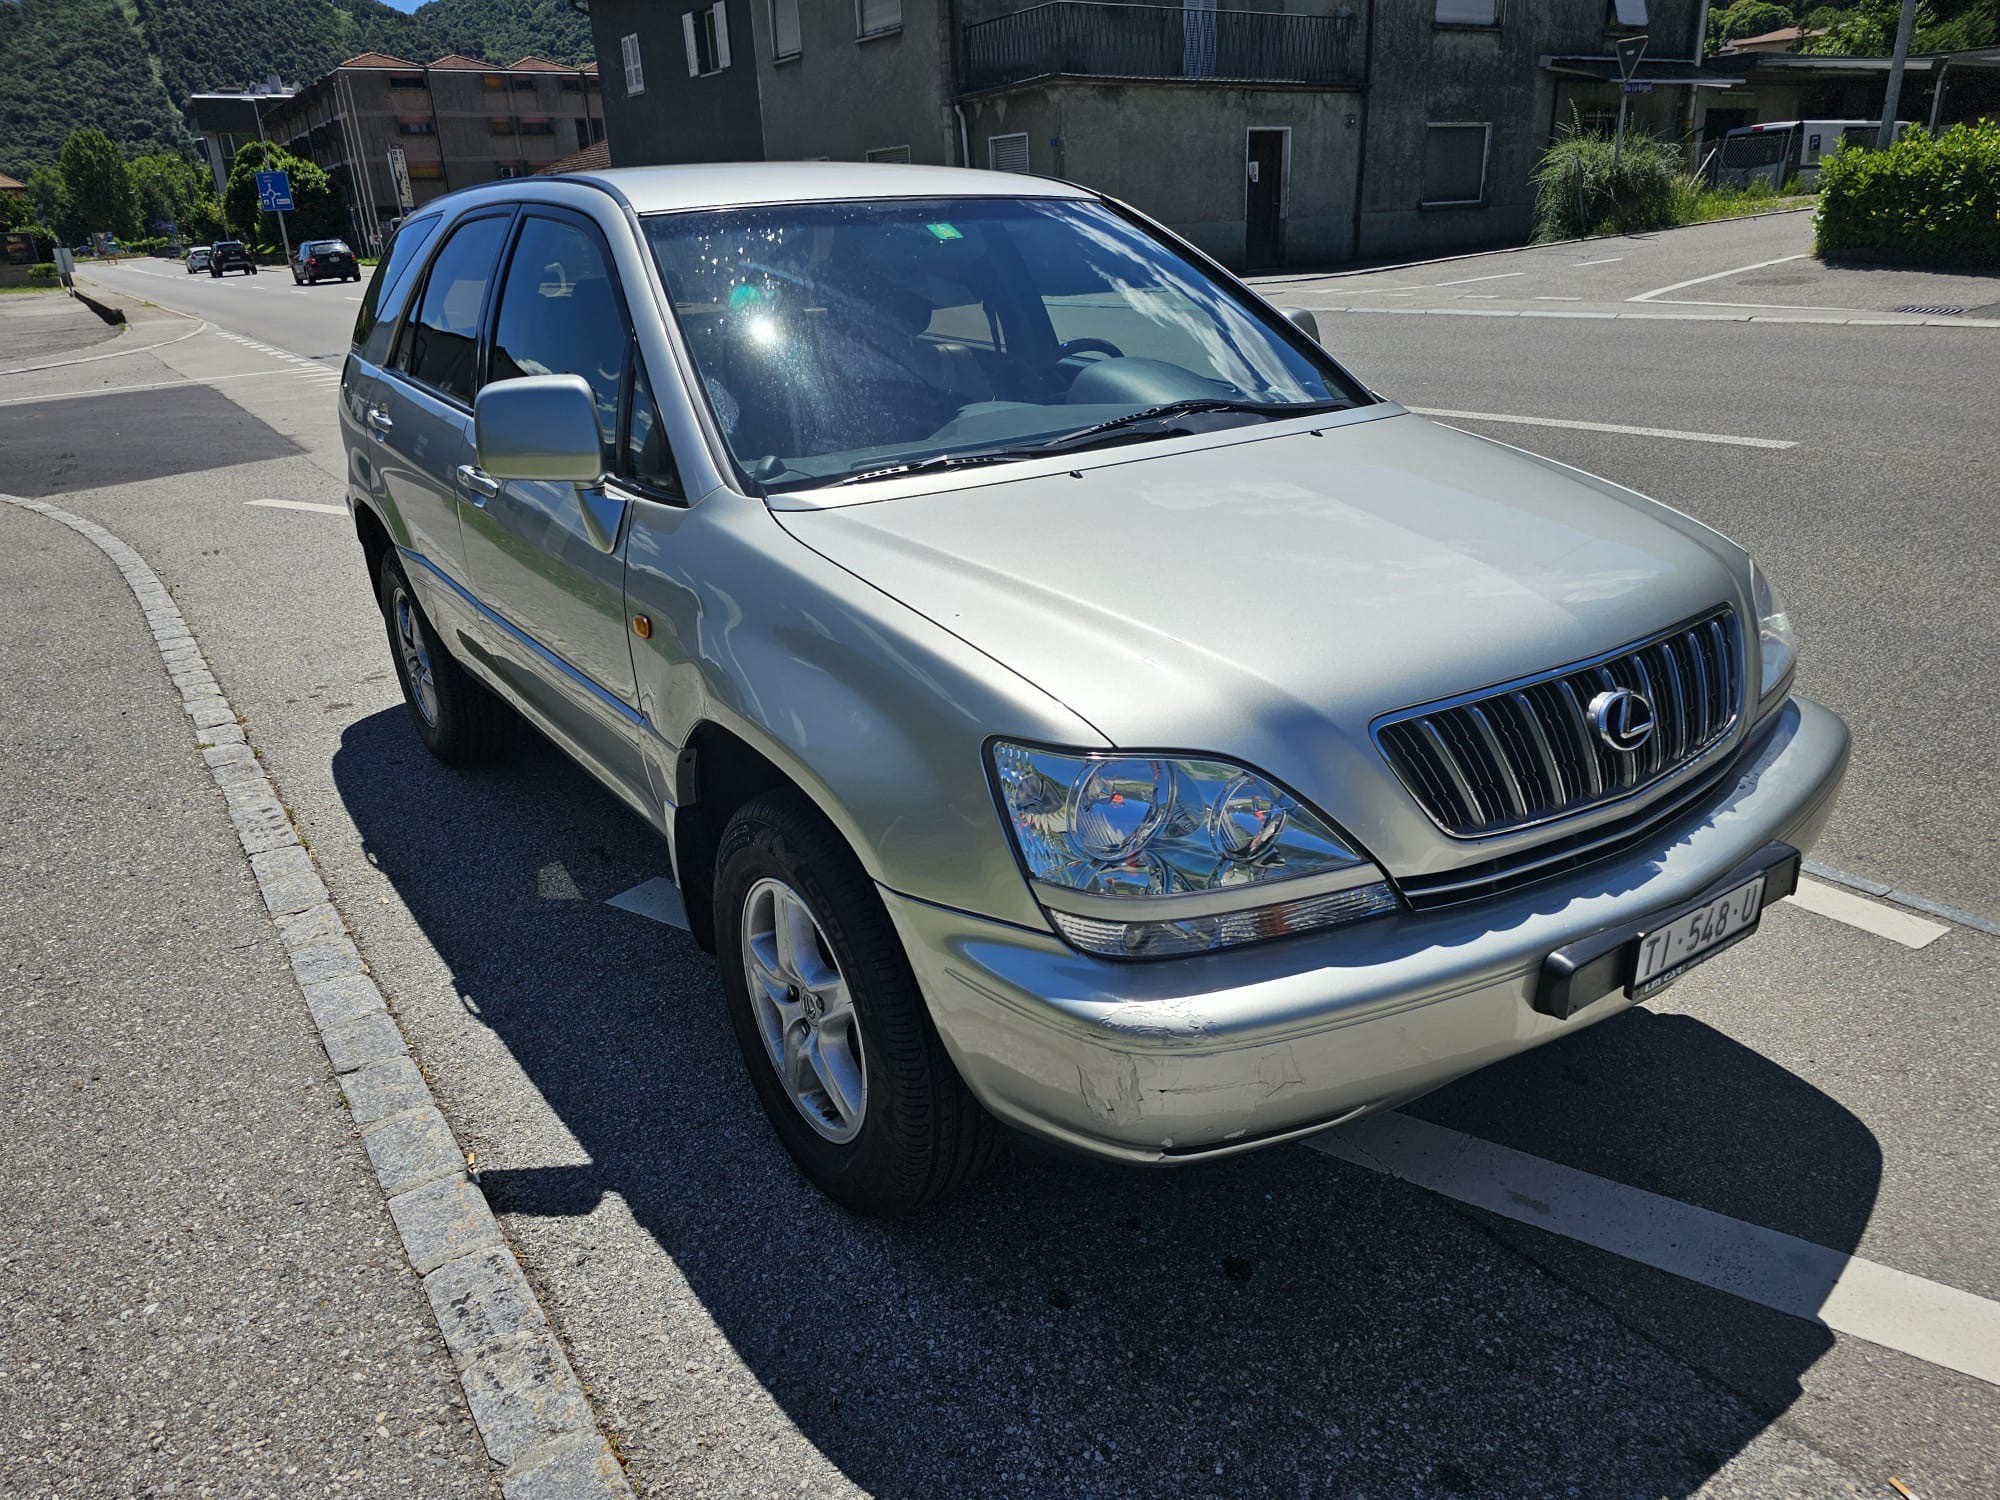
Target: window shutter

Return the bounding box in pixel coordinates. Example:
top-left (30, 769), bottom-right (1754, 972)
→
top-left (712, 3), bottom-right (732, 69)
top-left (858, 0), bottom-right (900, 36)
top-left (620, 33), bottom-right (644, 95)
top-left (1433, 0), bottom-right (1498, 24)
top-left (1612, 0), bottom-right (1648, 25)
top-left (682, 12), bottom-right (701, 75)
top-left (772, 0), bottom-right (801, 57)
top-left (987, 133), bottom-right (1029, 174)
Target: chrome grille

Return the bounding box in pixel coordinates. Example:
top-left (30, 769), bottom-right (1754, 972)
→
top-left (1375, 609), bottom-right (1743, 838)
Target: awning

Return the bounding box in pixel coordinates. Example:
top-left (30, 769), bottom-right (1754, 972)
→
top-left (1541, 56), bottom-right (1741, 87)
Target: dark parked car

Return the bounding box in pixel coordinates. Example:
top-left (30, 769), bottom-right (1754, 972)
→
top-left (294, 239), bottom-right (360, 285)
top-left (209, 241), bottom-right (257, 277)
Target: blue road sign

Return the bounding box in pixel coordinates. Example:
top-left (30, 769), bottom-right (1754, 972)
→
top-left (254, 169), bottom-right (295, 213)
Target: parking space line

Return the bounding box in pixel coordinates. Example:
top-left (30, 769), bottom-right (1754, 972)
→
top-left (1310, 1111), bottom-right (2000, 1388)
top-left (1574, 256), bottom-right (1623, 266)
top-left (1430, 271), bottom-right (1526, 289)
top-left (607, 877), bottom-right (690, 930)
top-left (245, 499), bottom-right (346, 515)
top-left (1785, 877), bottom-right (1950, 948)
top-left (1630, 253), bottom-right (1807, 303)
top-left (1407, 406), bottom-right (1795, 449)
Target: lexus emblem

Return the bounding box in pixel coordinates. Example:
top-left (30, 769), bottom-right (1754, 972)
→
top-left (1589, 687), bottom-right (1656, 753)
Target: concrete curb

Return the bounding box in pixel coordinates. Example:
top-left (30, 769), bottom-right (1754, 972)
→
top-left (0, 493), bottom-right (635, 1500)
top-left (69, 286), bottom-right (128, 327)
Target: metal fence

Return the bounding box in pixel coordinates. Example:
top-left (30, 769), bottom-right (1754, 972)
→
top-left (964, 2), bottom-right (1357, 92)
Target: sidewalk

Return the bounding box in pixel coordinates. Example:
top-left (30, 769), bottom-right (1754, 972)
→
top-left (0, 506), bottom-right (497, 1497)
top-left (0, 292), bottom-right (121, 368)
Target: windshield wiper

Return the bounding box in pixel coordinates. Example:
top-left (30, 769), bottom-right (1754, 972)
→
top-left (820, 451), bottom-right (1032, 488)
top-left (1033, 397), bottom-right (1350, 454)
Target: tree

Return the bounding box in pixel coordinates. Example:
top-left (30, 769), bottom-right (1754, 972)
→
top-left (26, 164), bottom-right (81, 247)
top-left (181, 193), bottom-right (228, 244)
top-left (130, 152), bottom-right (209, 236)
top-left (224, 140), bottom-right (345, 248)
top-left (1710, 0), bottom-right (1795, 47)
top-left (58, 128), bottom-right (138, 239)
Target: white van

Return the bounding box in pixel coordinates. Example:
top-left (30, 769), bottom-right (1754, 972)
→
top-left (1716, 119), bottom-right (1911, 191)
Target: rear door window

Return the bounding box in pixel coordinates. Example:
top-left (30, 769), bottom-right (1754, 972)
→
top-left (393, 214), bottom-right (512, 406)
top-left (354, 215), bottom-right (440, 363)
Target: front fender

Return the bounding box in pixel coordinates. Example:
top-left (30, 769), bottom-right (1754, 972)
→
top-left (623, 491), bottom-right (1101, 932)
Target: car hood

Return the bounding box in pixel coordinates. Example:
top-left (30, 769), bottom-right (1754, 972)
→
top-left (776, 412), bottom-right (1750, 868)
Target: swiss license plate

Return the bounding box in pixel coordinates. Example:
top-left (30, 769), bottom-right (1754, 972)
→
top-left (1630, 875), bottom-right (1767, 997)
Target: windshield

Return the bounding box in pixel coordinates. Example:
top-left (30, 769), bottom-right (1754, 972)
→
top-left (642, 196), bottom-right (1366, 491)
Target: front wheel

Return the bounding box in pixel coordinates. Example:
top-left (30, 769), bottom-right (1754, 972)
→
top-left (714, 791), bottom-right (998, 1218)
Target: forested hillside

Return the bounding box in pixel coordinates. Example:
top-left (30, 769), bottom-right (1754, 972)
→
top-left (0, 0), bottom-right (197, 178)
top-left (1, 0), bottom-right (594, 181)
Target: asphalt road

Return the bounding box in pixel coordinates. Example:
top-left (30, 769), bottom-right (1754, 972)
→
top-left (7, 221), bottom-right (1999, 1498)
top-left (76, 256), bottom-right (364, 359)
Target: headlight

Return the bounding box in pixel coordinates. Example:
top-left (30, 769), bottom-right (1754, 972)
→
top-left (989, 742), bottom-right (1398, 959)
top-left (1751, 560), bottom-right (1795, 701)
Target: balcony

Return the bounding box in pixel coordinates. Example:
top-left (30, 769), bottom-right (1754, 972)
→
top-left (963, 2), bottom-right (1359, 93)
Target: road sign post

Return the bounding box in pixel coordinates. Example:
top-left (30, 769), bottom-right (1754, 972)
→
top-left (1612, 35), bottom-right (1649, 174)
top-left (255, 168), bottom-right (295, 267)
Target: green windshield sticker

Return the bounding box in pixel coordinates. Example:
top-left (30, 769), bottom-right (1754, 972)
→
top-left (727, 283), bottom-right (764, 310)
top-left (926, 223), bottom-right (963, 241)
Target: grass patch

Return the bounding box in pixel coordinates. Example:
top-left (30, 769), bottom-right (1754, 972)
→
top-left (0, 284), bottom-right (64, 295)
top-left (1672, 182), bottom-right (1817, 225)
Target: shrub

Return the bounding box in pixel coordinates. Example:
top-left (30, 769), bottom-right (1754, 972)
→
top-left (28, 262), bottom-right (58, 282)
top-left (1532, 118), bottom-right (1687, 241)
top-left (1816, 121), bottom-right (2000, 271)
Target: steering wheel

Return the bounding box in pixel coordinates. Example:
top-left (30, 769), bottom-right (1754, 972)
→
top-left (1057, 337), bottom-right (1124, 360)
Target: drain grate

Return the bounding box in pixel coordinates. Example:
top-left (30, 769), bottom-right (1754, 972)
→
top-left (1895, 304), bottom-right (1967, 316)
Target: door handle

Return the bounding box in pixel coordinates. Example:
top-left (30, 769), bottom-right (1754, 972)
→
top-left (456, 464), bottom-right (501, 503)
top-left (365, 407), bottom-right (394, 436)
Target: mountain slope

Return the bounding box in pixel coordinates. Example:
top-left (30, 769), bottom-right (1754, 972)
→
top-left (0, 0), bottom-right (197, 178)
top-left (1, 0), bottom-right (594, 181)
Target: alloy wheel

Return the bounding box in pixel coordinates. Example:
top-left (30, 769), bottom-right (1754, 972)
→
top-left (740, 876), bottom-right (866, 1143)
top-left (391, 585), bottom-right (439, 727)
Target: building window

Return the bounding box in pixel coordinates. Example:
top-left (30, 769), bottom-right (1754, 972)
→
top-left (857, 0), bottom-right (900, 39)
top-left (489, 117), bottom-right (515, 136)
top-left (510, 76), bottom-right (537, 91)
top-left (390, 73), bottom-right (426, 90)
top-left (684, 4), bottom-right (732, 74)
top-left (865, 144), bottom-right (912, 162)
top-left (408, 160), bottom-right (445, 181)
top-left (495, 165), bottom-right (521, 179)
top-left (1420, 123), bottom-right (1489, 205)
top-left (1609, 0), bottom-right (1647, 25)
top-left (396, 118), bottom-right (436, 136)
top-left (621, 33), bottom-right (645, 95)
top-left (1434, 0), bottom-right (1499, 25)
top-left (518, 118), bottom-right (557, 135)
top-left (483, 74), bottom-right (506, 91)
top-left (561, 78), bottom-right (583, 92)
top-left (771, 0), bottom-right (801, 58)
top-left (987, 133), bottom-right (1029, 173)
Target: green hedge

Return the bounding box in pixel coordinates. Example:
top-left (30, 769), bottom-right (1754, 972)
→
top-left (28, 262), bottom-right (58, 282)
top-left (1816, 122), bottom-right (2000, 271)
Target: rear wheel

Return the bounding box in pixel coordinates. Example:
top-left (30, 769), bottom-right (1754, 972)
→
top-left (377, 553), bottom-right (510, 765)
top-left (714, 791), bottom-right (999, 1218)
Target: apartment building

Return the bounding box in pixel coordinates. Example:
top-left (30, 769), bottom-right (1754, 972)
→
top-left (586, 0), bottom-right (1730, 268)
top-left (195, 54), bottom-right (607, 251)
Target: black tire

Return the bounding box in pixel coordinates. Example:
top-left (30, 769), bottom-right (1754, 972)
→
top-left (376, 553), bottom-right (511, 766)
top-left (714, 791), bottom-right (999, 1219)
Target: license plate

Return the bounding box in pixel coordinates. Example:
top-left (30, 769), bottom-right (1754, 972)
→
top-left (1630, 875), bottom-right (1767, 997)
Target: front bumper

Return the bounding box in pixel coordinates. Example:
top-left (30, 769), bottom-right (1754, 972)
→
top-left (882, 695), bottom-right (1849, 1164)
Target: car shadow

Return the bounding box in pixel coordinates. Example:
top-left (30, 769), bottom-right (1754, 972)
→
top-left (332, 708), bottom-right (1882, 1499)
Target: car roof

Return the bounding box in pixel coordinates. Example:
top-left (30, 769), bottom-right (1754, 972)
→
top-left (463, 160), bottom-right (1096, 215)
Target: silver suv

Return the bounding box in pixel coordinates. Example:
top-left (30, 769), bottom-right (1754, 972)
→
top-left (339, 164), bottom-right (1848, 1217)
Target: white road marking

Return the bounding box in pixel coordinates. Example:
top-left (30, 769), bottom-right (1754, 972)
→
top-left (1430, 271), bottom-right (1527, 288)
top-left (1630, 253), bottom-right (1807, 303)
top-left (1574, 256), bottom-right (1624, 266)
top-left (245, 499), bottom-right (346, 515)
top-left (1407, 406), bottom-right (1796, 449)
top-left (0, 370), bottom-right (275, 406)
top-left (1535, 295), bottom-right (1584, 301)
top-left (1310, 1111), bottom-right (2000, 1388)
top-left (606, 877), bottom-right (690, 931)
top-left (1463, 294), bottom-right (1500, 300)
top-left (1785, 877), bottom-right (1950, 949)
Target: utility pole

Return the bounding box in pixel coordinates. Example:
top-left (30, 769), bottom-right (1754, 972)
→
top-left (248, 90), bottom-right (291, 267)
top-left (1878, 0), bottom-right (1918, 149)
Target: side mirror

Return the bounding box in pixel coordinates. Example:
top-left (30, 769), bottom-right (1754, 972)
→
top-left (474, 374), bottom-right (605, 486)
top-left (1281, 306), bottom-right (1321, 343)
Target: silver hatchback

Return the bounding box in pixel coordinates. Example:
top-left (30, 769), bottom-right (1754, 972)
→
top-left (339, 164), bottom-right (1848, 1217)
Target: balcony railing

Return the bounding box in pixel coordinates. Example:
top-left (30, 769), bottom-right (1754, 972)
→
top-left (963, 2), bottom-right (1357, 92)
